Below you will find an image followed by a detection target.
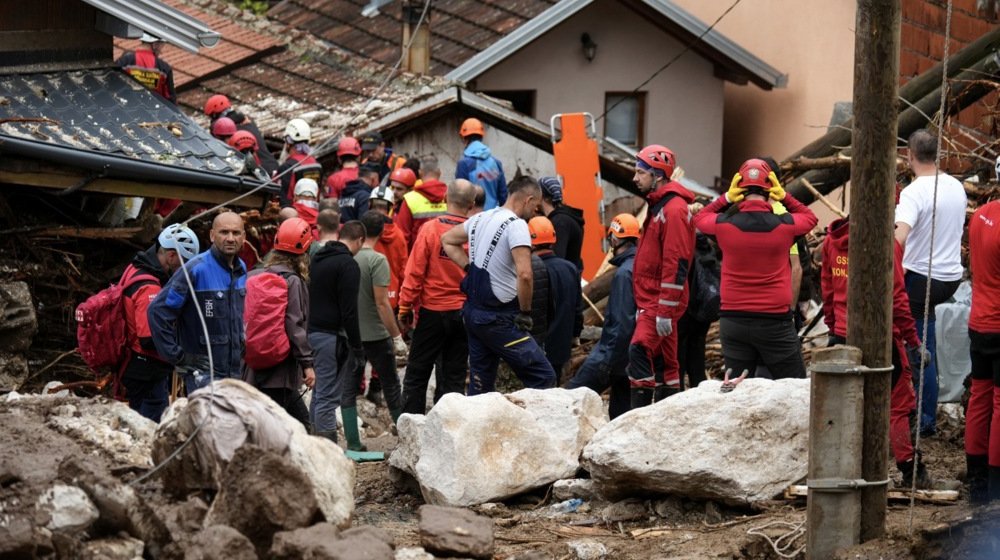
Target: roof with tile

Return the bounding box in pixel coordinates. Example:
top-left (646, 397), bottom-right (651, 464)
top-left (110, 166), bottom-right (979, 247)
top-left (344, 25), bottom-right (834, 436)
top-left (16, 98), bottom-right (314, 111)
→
top-left (267, 0), bottom-right (557, 76)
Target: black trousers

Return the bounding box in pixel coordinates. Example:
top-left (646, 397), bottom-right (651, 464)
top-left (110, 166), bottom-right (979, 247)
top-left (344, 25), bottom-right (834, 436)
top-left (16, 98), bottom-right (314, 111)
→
top-left (402, 309), bottom-right (469, 414)
top-left (719, 315), bottom-right (806, 379)
top-left (677, 314), bottom-right (712, 389)
top-left (343, 338), bottom-right (403, 411)
top-left (260, 387), bottom-right (311, 431)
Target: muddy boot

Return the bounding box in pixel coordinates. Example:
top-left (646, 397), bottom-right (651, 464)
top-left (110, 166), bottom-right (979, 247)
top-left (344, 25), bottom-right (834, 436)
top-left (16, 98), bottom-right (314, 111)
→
top-left (967, 454), bottom-right (990, 504)
top-left (390, 408), bottom-right (402, 425)
top-left (901, 456), bottom-right (961, 491)
top-left (990, 466), bottom-right (1000, 502)
top-left (341, 407), bottom-right (367, 452)
top-left (654, 385), bottom-right (680, 402)
top-left (366, 376), bottom-right (385, 407)
top-left (630, 388), bottom-right (653, 409)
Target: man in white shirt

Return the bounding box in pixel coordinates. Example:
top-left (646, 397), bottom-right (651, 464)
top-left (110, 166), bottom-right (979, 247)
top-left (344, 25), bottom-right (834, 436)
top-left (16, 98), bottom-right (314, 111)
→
top-left (894, 128), bottom-right (967, 437)
top-left (442, 176), bottom-right (556, 394)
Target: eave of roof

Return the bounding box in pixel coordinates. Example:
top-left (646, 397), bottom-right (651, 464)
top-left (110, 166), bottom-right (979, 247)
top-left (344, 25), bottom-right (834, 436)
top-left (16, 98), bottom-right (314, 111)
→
top-left (446, 0), bottom-right (786, 90)
top-left (82, 0), bottom-right (221, 53)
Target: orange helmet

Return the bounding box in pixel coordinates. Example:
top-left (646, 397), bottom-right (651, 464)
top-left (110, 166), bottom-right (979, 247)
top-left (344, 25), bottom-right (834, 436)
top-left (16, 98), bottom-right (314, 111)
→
top-left (636, 144), bottom-right (676, 179)
top-left (227, 130), bottom-right (258, 152)
top-left (608, 213), bottom-right (640, 239)
top-left (529, 216), bottom-right (556, 246)
top-left (203, 94), bottom-right (231, 117)
top-left (273, 218), bottom-right (313, 255)
top-left (389, 167), bottom-right (417, 188)
top-left (337, 137), bottom-right (362, 157)
top-left (460, 117), bottom-right (485, 138)
top-left (737, 158), bottom-right (773, 190)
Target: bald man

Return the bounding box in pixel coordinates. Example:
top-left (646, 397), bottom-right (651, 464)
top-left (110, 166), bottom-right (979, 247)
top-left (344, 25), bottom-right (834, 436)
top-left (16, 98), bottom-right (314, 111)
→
top-left (150, 212), bottom-right (248, 394)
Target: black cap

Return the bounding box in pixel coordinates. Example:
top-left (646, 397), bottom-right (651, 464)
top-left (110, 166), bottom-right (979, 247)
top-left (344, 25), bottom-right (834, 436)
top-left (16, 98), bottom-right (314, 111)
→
top-left (360, 131), bottom-right (383, 150)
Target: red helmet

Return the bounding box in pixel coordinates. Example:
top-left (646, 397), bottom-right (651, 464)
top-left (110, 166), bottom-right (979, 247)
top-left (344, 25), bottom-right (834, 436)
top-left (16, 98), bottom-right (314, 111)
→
top-left (203, 94), bottom-right (231, 117)
top-left (529, 216), bottom-right (556, 246)
top-left (337, 137), bottom-right (362, 157)
top-left (737, 158), bottom-right (773, 190)
top-left (389, 167), bottom-right (417, 188)
top-left (273, 218), bottom-right (313, 255)
top-left (211, 117), bottom-right (237, 139)
top-left (636, 144), bottom-right (676, 179)
top-left (227, 130), bottom-right (258, 152)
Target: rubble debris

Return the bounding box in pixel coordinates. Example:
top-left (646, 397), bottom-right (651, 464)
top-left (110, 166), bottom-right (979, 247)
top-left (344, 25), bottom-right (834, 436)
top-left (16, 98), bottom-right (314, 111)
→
top-left (392, 390), bottom-right (605, 507)
top-left (582, 378), bottom-right (810, 505)
top-left (271, 524), bottom-right (395, 560)
top-left (599, 499), bottom-right (648, 523)
top-left (393, 547), bottom-right (435, 560)
top-left (203, 444), bottom-right (320, 556)
top-left (553, 479), bottom-right (599, 502)
top-left (80, 536), bottom-right (145, 560)
top-left (418, 504), bottom-right (495, 559)
top-left (388, 412), bottom-right (426, 476)
top-left (35, 483), bottom-right (99, 534)
top-left (46, 397), bottom-right (156, 467)
top-left (567, 539), bottom-right (608, 560)
top-left (0, 281), bottom-right (37, 391)
top-left (169, 525), bottom-right (257, 560)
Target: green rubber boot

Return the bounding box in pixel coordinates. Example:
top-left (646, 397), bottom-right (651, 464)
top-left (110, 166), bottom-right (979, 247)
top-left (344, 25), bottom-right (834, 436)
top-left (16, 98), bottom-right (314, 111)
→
top-left (341, 407), bottom-right (367, 452)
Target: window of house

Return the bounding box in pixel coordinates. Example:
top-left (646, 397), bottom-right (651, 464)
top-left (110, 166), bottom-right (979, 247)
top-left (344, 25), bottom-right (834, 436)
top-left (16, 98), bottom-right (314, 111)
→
top-left (481, 90), bottom-right (536, 117)
top-left (604, 92), bottom-right (646, 148)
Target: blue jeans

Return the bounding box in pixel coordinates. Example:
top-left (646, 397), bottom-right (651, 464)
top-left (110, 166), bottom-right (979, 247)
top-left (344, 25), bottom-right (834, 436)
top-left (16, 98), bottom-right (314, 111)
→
top-left (308, 331), bottom-right (345, 434)
top-left (914, 316), bottom-right (938, 434)
top-left (122, 375), bottom-right (169, 422)
top-left (464, 306), bottom-right (555, 394)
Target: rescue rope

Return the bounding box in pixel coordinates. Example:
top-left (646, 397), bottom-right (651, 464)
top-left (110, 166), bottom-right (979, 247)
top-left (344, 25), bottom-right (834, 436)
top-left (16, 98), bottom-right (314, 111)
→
top-left (747, 518), bottom-right (806, 559)
top-left (909, 0), bottom-right (953, 531)
top-left (132, 0), bottom-right (434, 485)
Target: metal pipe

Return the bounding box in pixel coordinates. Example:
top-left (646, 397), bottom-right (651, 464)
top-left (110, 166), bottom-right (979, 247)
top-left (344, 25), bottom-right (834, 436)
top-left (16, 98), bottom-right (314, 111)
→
top-left (806, 345), bottom-right (865, 559)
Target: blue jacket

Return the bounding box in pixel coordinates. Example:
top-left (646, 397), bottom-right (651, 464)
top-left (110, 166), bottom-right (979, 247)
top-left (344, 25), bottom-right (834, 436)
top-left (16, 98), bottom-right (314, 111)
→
top-left (455, 140), bottom-right (507, 210)
top-left (339, 179), bottom-right (371, 222)
top-left (538, 251), bottom-right (581, 370)
top-left (148, 246), bottom-right (247, 377)
top-left (575, 245), bottom-right (636, 380)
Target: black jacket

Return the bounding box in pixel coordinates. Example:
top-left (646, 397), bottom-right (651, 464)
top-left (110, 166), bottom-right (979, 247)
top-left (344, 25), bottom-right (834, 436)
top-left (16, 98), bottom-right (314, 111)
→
top-left (308, 241), bottom-right (362, 349)
top-left (339, 179), bottom-right (372, 223)
top-left (529, 254), bottom-right (550, 346)
top-left (230, 112), bottom-right (278, 174)
top-left (549, 205), bottom-right (585, 271)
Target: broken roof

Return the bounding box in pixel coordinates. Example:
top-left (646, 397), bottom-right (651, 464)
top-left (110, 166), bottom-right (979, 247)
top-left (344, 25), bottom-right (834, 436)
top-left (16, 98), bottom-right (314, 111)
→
top-left (0, 68), bottom-right (270, 198)
top-left (268, 0), bottom-right (556, 76)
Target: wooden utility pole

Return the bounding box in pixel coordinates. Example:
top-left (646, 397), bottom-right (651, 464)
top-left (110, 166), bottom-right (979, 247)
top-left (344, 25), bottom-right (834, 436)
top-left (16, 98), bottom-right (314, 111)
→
top-left (847, 0), bottom-right (900, 542)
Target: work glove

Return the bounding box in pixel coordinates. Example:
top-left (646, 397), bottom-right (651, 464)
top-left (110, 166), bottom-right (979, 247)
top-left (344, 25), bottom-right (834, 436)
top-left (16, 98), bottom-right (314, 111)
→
top-left (726, 173), bottom-right (746, 203)
top-left (907, 344), bottom-right (931, 371)
top-left (767, 171), bottom-right (786, 201)
top-left (397, 307), bottom-right (414, 332)
top-left (179, 353), bottom-right (211, 375)
top-left (514, 312), bottom-right (533, 332)
top-left (655, 316), bottom-right (673, 337)
top-left (392, 335), bottom-right (408, 358)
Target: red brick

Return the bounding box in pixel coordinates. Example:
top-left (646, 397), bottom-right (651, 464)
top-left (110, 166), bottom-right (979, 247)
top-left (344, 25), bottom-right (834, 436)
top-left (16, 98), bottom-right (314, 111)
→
top-left (900, 49), bottom-right (922, 79)
top-left (917, 55), bottom-right (936, 74)
top-left (902, 25), bottom-right (931, 55)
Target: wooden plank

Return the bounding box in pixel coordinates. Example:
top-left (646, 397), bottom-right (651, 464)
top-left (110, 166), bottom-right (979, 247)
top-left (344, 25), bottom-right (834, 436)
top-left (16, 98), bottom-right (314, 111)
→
top-left (784, 485), bottom-right (958, 504)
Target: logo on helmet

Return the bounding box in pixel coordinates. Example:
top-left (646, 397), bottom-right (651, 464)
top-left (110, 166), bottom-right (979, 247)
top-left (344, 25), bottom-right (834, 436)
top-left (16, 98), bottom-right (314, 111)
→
top-left (747, 168), bottom-right (761, 180)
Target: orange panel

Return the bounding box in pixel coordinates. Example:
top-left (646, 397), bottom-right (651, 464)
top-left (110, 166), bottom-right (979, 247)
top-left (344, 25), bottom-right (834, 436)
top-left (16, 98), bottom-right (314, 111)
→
top-left (552, 113), bottom-right (605, 281)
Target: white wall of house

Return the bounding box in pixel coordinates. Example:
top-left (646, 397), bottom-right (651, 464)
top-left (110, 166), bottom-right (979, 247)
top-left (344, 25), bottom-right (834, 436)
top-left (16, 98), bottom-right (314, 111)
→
top-left (470, 0), bottom-right (725, 187)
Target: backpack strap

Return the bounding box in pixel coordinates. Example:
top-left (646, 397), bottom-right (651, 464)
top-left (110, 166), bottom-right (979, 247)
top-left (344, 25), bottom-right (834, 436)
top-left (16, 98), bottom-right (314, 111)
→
top-left (648, 191), bottom-right (679, 220)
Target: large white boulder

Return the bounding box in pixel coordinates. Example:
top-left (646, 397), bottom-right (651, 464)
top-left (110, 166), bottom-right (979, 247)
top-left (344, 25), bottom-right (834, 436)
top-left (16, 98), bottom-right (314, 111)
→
top-left (581, 378), bottom-right (810, 506)
top-left (153, 379), bottom-right (355, 525)
top-left (397, 389), bottom-right (606, 507)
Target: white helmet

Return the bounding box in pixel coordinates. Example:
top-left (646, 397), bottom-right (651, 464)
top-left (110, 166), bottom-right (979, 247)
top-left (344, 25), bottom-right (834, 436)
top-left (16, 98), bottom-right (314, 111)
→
top-left (285, 118), bottom-right (311, 143)
top-left (370, 185), bottom-right (394, 205)
top-left (294, 178), bottom-right (319, 198)
top-left (140, 33), bottom-right (161, 43)
top-left (158, 224), bottom-right (200, 261)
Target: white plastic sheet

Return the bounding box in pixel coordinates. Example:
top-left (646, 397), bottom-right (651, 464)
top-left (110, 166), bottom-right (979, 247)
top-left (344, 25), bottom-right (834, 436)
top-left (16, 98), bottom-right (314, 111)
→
top-left (935, 281), bottom-right (972, 403)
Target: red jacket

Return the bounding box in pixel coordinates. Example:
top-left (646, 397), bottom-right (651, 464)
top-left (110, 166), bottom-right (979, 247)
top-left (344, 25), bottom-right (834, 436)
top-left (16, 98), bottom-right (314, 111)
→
top-left (633, 181), bottom-right (695, 319)
top-left (399, 214), bottom-right (468, 312)
top-left (375, 221), bottom-right (409, 309)
top-left (395, 179), bottom-right (448, 249)
top-left (970, 200), bottom-right (1000, 332)
top-left (325, 166), bottom-right (359, 200)
top-left (122, 248), bottom-right (170, 359)
top-left (693, 194), bottom-right (817, 316)
top-left (821, 218), bottom-right (921, 347)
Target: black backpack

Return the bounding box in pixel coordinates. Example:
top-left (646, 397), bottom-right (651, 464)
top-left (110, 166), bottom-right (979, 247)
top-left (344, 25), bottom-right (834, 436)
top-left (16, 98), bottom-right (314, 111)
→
top-left (687, 233), bottom-right (721, 324)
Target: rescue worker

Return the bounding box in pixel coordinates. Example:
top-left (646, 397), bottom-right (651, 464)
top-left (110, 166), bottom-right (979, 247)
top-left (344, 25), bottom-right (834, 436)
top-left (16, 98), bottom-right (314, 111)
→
top-left (339, 167), bottom-right (379, 222)
top-left (210, 117), bottom-right (237, 143)
top-left (203, 94), bottom-right (278, 173)
top-left (528, 216), bottom-right (582, 380)
top-left (895, 129), bottom-right (967, 437)
top-left (343, 211), bottom-right (407, 451)
top-left (291, 178), bottom-right (320, 229)
top-left (396, 160), bottom-right (447, 249)
top-left (397, 179), bottom-right (477, 414)
top-left (369, 185), bottom-right (408, 310)
top-left (539, 177), bottom-right (585, 270)
top-left (822, 217), bottom-right (941, 489)
top-left (116, 33), bottom-right (176, 103)
top-left (966, 195), bottom-right (1000, 503)
top-left (528, 246), bottom-right (550, 349)
top-left (455, 118), bottom-right (507, 210)
top-left (389, 167), bottom-right (416, 214)
top-left (308, 208), bottom-right (339, 258)
top-left (121, 224), bottom-right (199, 421)
top-left (692, 159), bottom-right (817, 380)
top-left (565, 214), bottom-right (639, 419)
top-left (441, 176), bottom-right (556, 393)
top-left (242, 218), bottom-right (315, 429)
top-left (274, 118), bottom-right (323, 207)
top-left (149, 212), bottom-right (248, 393)
top-left (627, 145), bottom-right (695, 408)
top-left (360, 131), bottom-right (406, 180)
top-left (228, 130), bottom-right (275, 177)
top-left (307, 219), bottom-right (365, 443)
top-left (325, 137), bottom-right (362, 200)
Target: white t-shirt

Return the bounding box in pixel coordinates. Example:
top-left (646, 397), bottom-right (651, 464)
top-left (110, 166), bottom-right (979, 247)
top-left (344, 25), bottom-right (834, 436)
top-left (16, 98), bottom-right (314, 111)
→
top-left (464, 207), bottom-right (531, 303)
top-left (895, 173), bottom-right (967, 281)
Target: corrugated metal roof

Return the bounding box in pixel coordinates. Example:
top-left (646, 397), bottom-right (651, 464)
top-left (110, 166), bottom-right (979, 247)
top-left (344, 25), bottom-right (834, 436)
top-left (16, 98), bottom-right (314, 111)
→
top-left (82, 0), bottom-right (221, 53)
top-left (446, 0), bottom-right (786, 90)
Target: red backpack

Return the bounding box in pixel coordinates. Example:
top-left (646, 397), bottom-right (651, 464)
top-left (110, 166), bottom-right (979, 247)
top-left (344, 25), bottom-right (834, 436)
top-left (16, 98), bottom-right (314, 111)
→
top-left (243, 270), bottom-right (292, 370)
top-left (75, 267), bottom-right (157, 375)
